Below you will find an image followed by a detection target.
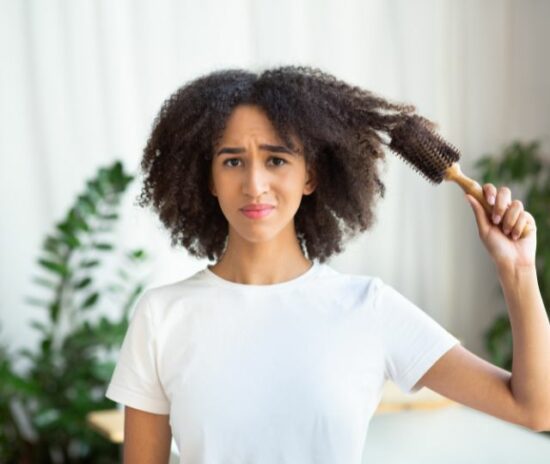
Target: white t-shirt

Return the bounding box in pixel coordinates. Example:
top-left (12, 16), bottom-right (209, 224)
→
top-left (106, 260), bottom-right (460, 463)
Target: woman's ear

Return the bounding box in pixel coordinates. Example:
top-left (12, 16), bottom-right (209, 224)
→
top-left (304, 166), bottom-right (317, 195)
top-left (208, 170), bottom-right (217, 197)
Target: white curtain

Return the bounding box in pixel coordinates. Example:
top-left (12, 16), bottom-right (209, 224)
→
top-left (1, 0), bottom-right (549, 358)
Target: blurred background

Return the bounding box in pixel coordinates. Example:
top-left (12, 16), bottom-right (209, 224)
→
top-left (1, 0), bottom-right (549, 462)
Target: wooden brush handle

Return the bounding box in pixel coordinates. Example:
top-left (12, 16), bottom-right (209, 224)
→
top-left (444, 163), bottom-right (534, 239)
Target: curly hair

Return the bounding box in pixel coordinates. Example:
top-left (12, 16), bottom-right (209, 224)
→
top-left (136, 65), bottom-right (432, 263)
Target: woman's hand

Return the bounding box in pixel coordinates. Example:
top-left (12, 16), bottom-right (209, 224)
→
top-left (465, 184), bottom-right (537, 271)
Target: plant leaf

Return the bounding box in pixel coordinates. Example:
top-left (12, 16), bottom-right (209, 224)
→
top-left (74, 276), bottom-right (92, 289)
top-left (92, 242), bottom-right (114, 251)
top-left (79, 259), bottom-right (100, 269)
top-left (38, 259), bottom-right (69, 277)
top-left (81, 292), bottom-right (100, 310)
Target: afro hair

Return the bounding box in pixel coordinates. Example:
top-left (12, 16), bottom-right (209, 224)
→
top-left (137, 65), bottom-right (431, 263)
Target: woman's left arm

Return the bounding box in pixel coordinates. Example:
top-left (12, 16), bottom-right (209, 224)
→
top-left (414, 184), bottom-right (550, 432)
top-left (497, 263), bottom-right (550, 431)
top-left (470, 183), bottom-right (550, 430)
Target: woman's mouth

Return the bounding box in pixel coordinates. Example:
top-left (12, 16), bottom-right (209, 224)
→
top-left (240, 207), bottom-right (274, 219)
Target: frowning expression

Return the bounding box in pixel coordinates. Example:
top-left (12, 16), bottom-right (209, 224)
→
top-left (209, 104), bottom-right (316, 244)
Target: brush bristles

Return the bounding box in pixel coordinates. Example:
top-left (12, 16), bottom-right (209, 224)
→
top-left (388, 115), bottom-right (461, 184)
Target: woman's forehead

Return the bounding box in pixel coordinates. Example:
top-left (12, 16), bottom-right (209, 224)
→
top-left (221, 105), bottom-right (278, 138)
top-left (217, 105), bottom-right (304, 153)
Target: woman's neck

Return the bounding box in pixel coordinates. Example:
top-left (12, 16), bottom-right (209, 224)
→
top-left (209, 250), bottom-right (313, 286)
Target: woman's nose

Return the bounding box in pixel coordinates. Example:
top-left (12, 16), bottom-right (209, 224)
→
top-left (242, 163), bottom-right (270, 196)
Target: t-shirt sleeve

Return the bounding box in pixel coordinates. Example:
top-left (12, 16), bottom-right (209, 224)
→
top-left (373, 279), bottom-right (461, 395)
top-left (105, 290), bottom-right (170, 414)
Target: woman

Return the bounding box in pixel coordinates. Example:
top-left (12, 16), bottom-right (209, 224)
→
top-left (106, 65), bottom-right (549, 463)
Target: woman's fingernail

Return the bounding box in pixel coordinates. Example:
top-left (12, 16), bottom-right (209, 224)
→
top-left (488, 195), bottom-right (495, 205)
top-left (492, 214), bottom-right (501, 224)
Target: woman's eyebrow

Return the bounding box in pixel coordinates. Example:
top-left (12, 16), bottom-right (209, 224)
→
top-left (216, 144), bottom-right (297, 156)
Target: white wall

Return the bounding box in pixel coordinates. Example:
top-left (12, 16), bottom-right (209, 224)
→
top-left (1, 0), bottom-right (549, 363)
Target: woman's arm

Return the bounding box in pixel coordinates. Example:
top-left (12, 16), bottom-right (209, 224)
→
top-left (414, 265), bottom-right (550, 431)
top-left (415, 184), bottom-right (550, 431)
top-left (498, 264), bottom-right (550, 430)
top-left (124, 406), bottom-right (172, 464)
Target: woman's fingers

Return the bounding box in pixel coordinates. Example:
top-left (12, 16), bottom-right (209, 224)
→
top-left (510, 212), bottom-right (529, 240)
top-left (490, 185), bottom-right (512, 225)
top-left (483, 183), bottom-right (497, 205)
top-left (482, 184), bottom-right (528, 239)
top-left (501, 200), bottom-right (524, 236)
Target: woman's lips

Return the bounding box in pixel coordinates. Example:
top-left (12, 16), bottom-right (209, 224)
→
top-left (241, 207), bottom-right (274, 219)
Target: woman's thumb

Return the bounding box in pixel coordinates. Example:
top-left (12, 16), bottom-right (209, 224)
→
top-left (465, 194), bottom-right (489, 232)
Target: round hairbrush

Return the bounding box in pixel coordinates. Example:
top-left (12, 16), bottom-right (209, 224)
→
top-left (387, 115), bottom-right (533, 239)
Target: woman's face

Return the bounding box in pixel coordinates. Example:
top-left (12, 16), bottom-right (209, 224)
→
top-left (209, 104), bottom-right (316, 245)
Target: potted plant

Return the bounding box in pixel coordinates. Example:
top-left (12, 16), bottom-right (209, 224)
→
top-left (0, 161), bottom-right (151, 462)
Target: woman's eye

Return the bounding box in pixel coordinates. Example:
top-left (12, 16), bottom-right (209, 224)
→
top-left (269, 157), bottom-right (286, 167)
top-left (222, 157), bottom-right (287, 168)
top-left (223, 158), bottom-right (241, 167)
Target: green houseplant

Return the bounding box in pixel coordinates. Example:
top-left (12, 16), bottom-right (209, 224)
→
top-left (473, 140), bottom-right (549, 372)
top-left (0, 161), bottom-right (151, 463)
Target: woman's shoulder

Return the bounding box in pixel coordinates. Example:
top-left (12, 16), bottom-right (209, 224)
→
top-left (318, 262), bottom-right (384, 289)
top-left (137, 267), bottom-right (212, 313)
top-left (315, 263), bottom-right (386, 307)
